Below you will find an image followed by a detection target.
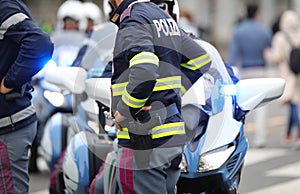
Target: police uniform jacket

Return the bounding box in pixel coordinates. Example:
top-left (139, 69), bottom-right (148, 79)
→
top-left (110, 0), bottom-right (211, 148)
top-left (0, 0), bottom-right (54, 132)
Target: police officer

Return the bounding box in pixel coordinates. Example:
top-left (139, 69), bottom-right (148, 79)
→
top-left (109, 0), bottom-right (211, 193)
top-left (0, 0), bottom-right (54, 193)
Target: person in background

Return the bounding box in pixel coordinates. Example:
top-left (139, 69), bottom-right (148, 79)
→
top-left (228, 3), bottom-right (272, 148)
top-left (72, 1), bottom-right (104, 67)
top-left (0, 0), bottom-right (53, 193)
top-left (264, 10), bottom-right (300, 147)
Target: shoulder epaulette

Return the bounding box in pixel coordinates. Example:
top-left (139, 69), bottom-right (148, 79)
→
top-left (120, 5), bottom-right (133, 23)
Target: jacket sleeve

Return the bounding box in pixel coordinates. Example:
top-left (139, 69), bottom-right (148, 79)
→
top-left (180, 32), bottom-right (212, 86)
top-left (1, 2), bottom-right (54, 88)
top-left (116, 19), bottom-right (159, 118)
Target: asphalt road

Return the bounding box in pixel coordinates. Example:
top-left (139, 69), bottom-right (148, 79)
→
top-left (240, 101), bottom-right (300, 194)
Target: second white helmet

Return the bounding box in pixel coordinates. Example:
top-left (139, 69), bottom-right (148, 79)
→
top-left (83, 2), bottom-right (103, 25)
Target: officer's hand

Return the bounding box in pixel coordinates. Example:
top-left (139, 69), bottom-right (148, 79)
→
top-left (138, 106), bottom-right (152, 112)
top-left (114, 110), bottom-right (126, 123)
top-left (0, 77), bottom-right (13, 94)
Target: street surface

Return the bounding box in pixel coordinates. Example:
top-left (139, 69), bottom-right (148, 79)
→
top-left (29, 100), bottom-right (300, 194)
top-left (240, 101), bottom-right (300, 194)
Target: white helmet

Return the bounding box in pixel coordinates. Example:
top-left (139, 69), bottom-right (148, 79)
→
top-left (152, 0), bottom-right (180, 22)
top-left (83, 2), bottom-right (103, 25)
top-left (103, 0), bottom-right (114, 21)
top-left (56, 0), bottom-right (86, 31)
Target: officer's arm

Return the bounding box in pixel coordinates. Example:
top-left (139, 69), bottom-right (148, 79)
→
top-left (117, 20), bottom-right (159, 118)
top-left (0, 3), bottom-right (54, 89)
top-left (180, 32), bottom-right (212, 85)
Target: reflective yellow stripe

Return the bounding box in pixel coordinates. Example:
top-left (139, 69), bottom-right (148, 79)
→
top-left (152, 129), bottom-right (185, 139)
top-left (112, 82), bottom-right (127, 96)
top-left (129, 52), bottom-right (159, 68)
top-left (152, 122), bottom-right (185, 139)
top-left (153, 76), bottom-right (181, 91)
top-left (112, 76), bottom-right (182, 96)
top-left (153, 84), bottom-right (181, 91)
top-left (157, 76), bottom-right (181, 82)
top-left (112, 90), bottom-right (124, 97)
top-left (117, 129), bottom-right (130, 139)
top-left (180, 86), bottom-right (187, 96)
top-left (117, 122), bottom-right (185, 140)
top-left (122, 90), bottom-right (148, 108)
top-left (117, 134), bottom-right (130, 139)
top-left (181, 53), bottom-right (212, 71)
top-left (112, 82), bottom-right (127, 89)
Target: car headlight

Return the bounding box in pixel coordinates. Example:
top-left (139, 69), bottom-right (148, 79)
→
top-left (198, 145), bottom-right (236, 172)
top-left (43, 90), bottom-right (65, 107)
top-left (179, 153), bottom-right (188, 173)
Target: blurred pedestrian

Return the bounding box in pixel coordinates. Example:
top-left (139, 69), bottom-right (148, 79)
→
top-left (0, 0), bottom-right (53, 193)
top-left (228, 3), bottom-right (272, 148)
top-left (264, 10), bottom-right (300, 147)
top-left (72, 1), bottom-right (105, 68)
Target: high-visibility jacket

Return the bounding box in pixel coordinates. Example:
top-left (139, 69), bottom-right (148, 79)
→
top-left (110, 0), bottom-right (211, 148)
top-left (0, 0), bottom-right (53, 130)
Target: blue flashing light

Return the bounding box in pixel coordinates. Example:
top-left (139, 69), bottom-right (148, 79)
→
top-left (44, 59), bottom-right (57, 70)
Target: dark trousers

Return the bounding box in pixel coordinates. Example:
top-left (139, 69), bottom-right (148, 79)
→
top-left (287, 103), bottom-right (300, 137)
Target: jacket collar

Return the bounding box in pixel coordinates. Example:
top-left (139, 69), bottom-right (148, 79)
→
top-left (110, 0), bottom-right (137, 26)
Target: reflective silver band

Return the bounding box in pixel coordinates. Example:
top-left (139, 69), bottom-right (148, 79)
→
top-left (0, 13), bottom-right (29, 39)
top-left (0, 105), bottom-right (35, 128)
